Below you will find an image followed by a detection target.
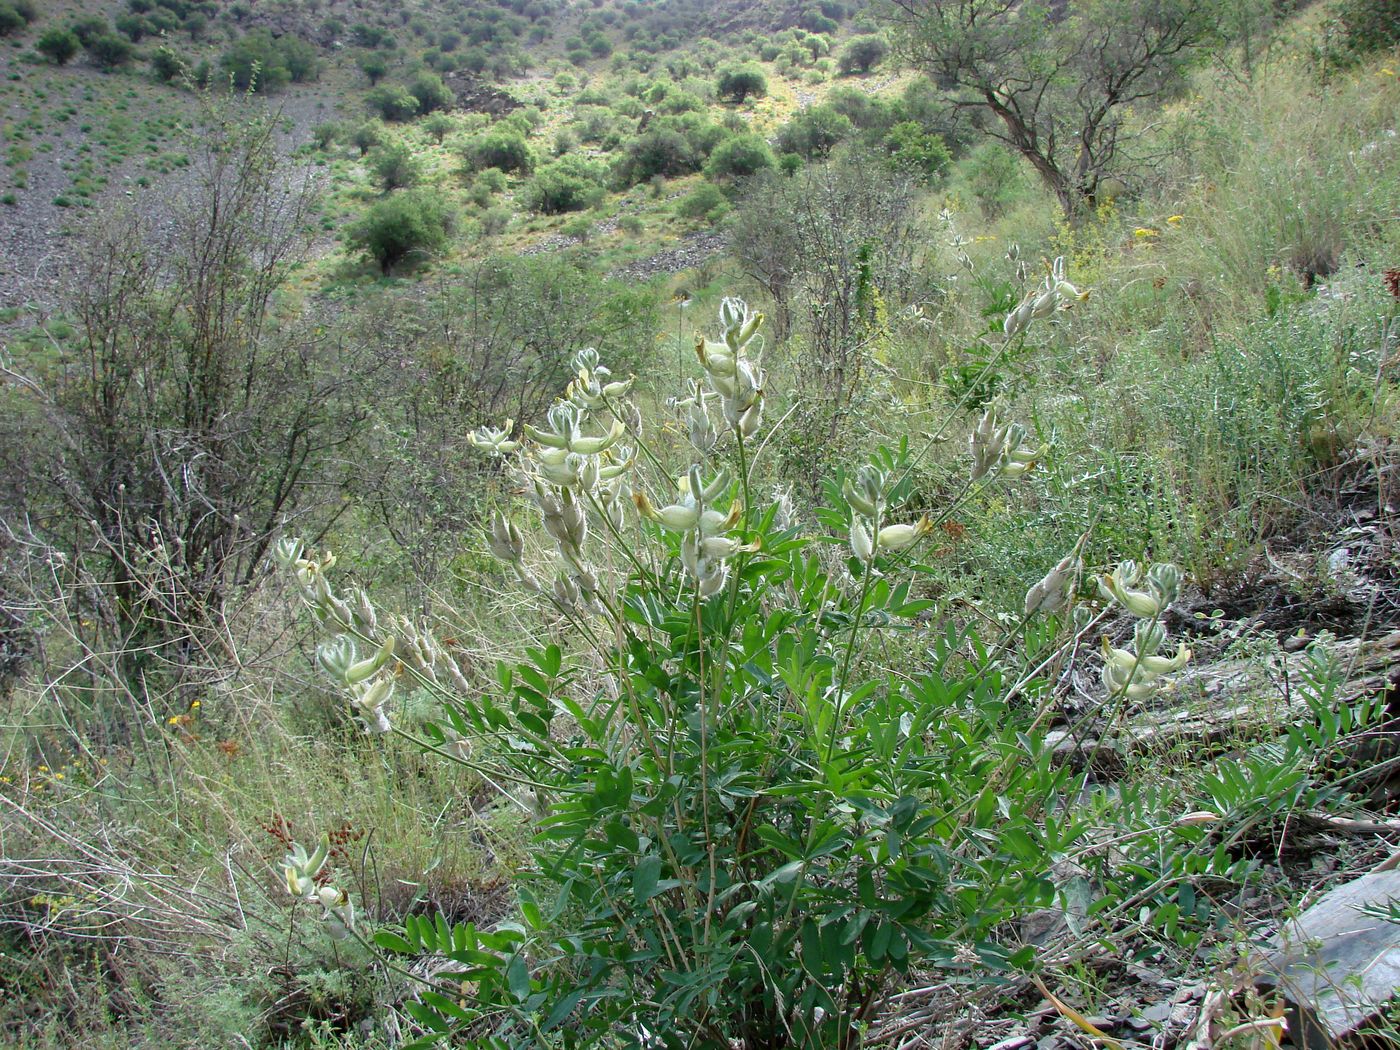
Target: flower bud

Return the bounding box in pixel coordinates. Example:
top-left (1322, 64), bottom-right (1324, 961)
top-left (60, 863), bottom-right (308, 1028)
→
top-left (850, 518), bottom-right (874, 563)
top-left (877, 516), bottom-right (932, 552)
top-left (489, 512), bottom-right (525, 564)
top-left (1024, 552), bottom-right (1079, 616)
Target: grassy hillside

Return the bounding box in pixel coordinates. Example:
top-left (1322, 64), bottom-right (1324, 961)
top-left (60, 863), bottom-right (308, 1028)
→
top-left (1, 0), bottom-right (1399, 1047)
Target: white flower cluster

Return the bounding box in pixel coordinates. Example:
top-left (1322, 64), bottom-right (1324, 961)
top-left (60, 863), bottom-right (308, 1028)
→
top-left (1098, 560), bottom-right (1191, 700)
top-left (281, 839), bottom-right (355, 941)
top-left (273, 537), bottom-right (469, 733)
top-left (969, 407), bottom-right (1046, 483)
top-left (470, 346), bottom-right (639, 614)
top-left (1002, 256), bottom-right (1088, 341)
top-left (844, 464), bottom-right (932, 564)
top-left (470, 300), bottom-right (768, 608)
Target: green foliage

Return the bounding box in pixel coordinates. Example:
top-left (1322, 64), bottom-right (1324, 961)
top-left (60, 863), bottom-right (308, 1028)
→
top-left (408, 70), bottom-right (454, 114)
top-left (838, 34), bottom-right (888, 74)
top-left (358, 50), bottom-right (389, 84)
top-left (423, 112), bottom-right (454, 144)
top-left (675, 181), bottom-right (728, 221)
top-left (613, 126), bottom-right (699, 186)
top-left (775, 104), bottom-right (854, 158)
top-left (70, 16), bottom-right (108, 47)
top-left (369, 141), bottom-right (421, 191)
top-left (892, 0), bottom-right (1227, 216)
top-left (961, 142), bottom-right (1030, 216)
top-left (149, 44), bottom-right (189, 84)
top-left (350, 121), bottom-right (386, 156)
top-left (883, 121), bottom-right (950, 182)
top-left (0, 3), bottom-right (27, 37)
top-left (220, 30), bottom-right (319, 92)
top-left (464, 129), bottom-right (534, 174)
top-left (1334, 0), bottom-right (1400, 55)
top-left (84, 33), bottom-right (135, 71)
top-left (350, 190), bottom-right (453, 273)
top-left (704, 132), bottom-right (776, 182)
top-left (366, 84), bottom-right (421, 122)
top-left (296, 308), bottom-right (1103, 1046)
top-left (715, 62), bottom-right (768, 103)
top-left (36, 27), bottom-right (81, 64)
top-left (521, 154), bottom-right (606, 214)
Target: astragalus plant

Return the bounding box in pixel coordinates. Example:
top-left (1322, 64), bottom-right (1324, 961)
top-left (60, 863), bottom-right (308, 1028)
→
top-left (279, 297), bottom-right (1190, 1048)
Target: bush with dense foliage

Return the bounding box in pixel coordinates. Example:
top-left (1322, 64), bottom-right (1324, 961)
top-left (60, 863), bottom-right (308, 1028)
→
top-left (521, 154), bottom-right (606, 214)
top-left (704, 132), bottom-right (777, 181)
top-left (839, 33), bottom-right (889, 73)
top-left (463, 129), bottom-right (535, 174)
top-left (36, 26), bottom-right (81, 63)
top-left (366, 84), bottom-right (421, 122)
top-left (369, 141), bottom-right (422, 191)
top-left (349, 190), bottom-right (453, 273)
top-left (715, 62), bottom-right (768, 102)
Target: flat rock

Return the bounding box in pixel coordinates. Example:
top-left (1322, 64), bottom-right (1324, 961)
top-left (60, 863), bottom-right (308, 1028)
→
top-left (1254, 868), bottom-right (1400, 1045)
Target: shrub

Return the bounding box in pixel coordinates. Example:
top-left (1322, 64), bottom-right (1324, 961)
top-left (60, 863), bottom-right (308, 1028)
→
top-left (85, 33), bottom-right (135, 70)
top-left (1336, 0), bottom-right (1400, 54)
top-left (962, 141), bottom-right (1031, 216)
top-left (221, 31), bottom-right (293, 91)
top-left (358, 51), bottom-right (389, 84)
top-left (715, 63), bottom-right (768, 103)
top-left (277, 33), bottom-right (320, 83)
top-left (613, 126), bottom-right (698, 185)
top-left (349, 189), bottom-right (452, 273)
top-left (423, 112), bottom-right (454, 144)
top-left (114, 13), bottom-right (149, 41)
top-left (70, 16), bottom-right (108, 47)
top-left (350, 121), bottom-right (385, 156)
top-left (675, 181), bottom-right (728, 221)
top-left (36, 27), bottom-right (81, 64)
top-left (883, 121), bottom-right (951, 182)
top-left (368, 141), bottom-right (421, 191)
top-left (280, 299), bottom-right (1123, 1046)
top-left (478, 204), bottom-right (511, 235)
top-left (521, 154), bottom-right (606, 214)
top-left (464, 130), bottom-right (534, 174)
top-left (366, 84), bottom-right (420, 122)
top-left (408, 70), bottom-right (453, 114)
top-left (775, 104), bottom-right (853, 158)
top-left (150, 44), bottom-right (189, 83)
top-left (838, 34), bottom-right (888, 74)
top-left (705, 133), bottom-right (776, 182)
top-left (0, 5), bottom-right (24, 37)
top-left (311, 122), bottom-right (339, 150)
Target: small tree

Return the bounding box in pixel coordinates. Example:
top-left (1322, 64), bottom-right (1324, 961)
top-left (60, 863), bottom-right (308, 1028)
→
top-left (423, 112), bottom-right (454, 144)
top-left (464, 130), bottom-right (534, 174)
top-left (775, 104), bottom-right (853, 158)
top-left (351, 121), bottom-right (385, 156)
top-left (716, 62), bottom-right (768, 102)
top-left (85, 33), bottom-right (135, 70)
top-left (358, 51), bottom-right (389, 84)
top-left (883, 120), bottom-right (950, 182)
top-left (350, 190), bottom-right (452, 273)
top-left (704, 132), bottom-right (776, 182)
top-left (0, 5), bottom-right (25, 37)
top-left (838, 34), bottom-right (888, 74)
top-left (149, 45), bottom-right (189, 84)
top-left (36, 27), bottom-right (81, 64)
top-left (366, 84), bottom-right (421, 122)
top-left (888, 0), bottom-right (1225, 218)
top-left (521, 155), bottom-right (606, 214)
top-left (369, 141), bottom-right (421, 191)
top-left (408, 70), bottom-right (453, 114)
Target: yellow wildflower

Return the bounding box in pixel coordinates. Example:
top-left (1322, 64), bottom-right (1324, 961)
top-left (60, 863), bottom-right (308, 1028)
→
top-left (1166, 215), bottom-right (1183, 226)
top-left (1133, 227), bottom-right (1159, 239)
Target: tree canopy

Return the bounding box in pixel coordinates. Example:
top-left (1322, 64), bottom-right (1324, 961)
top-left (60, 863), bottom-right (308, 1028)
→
top-left (887, 0), bottom-right (1224, 217)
